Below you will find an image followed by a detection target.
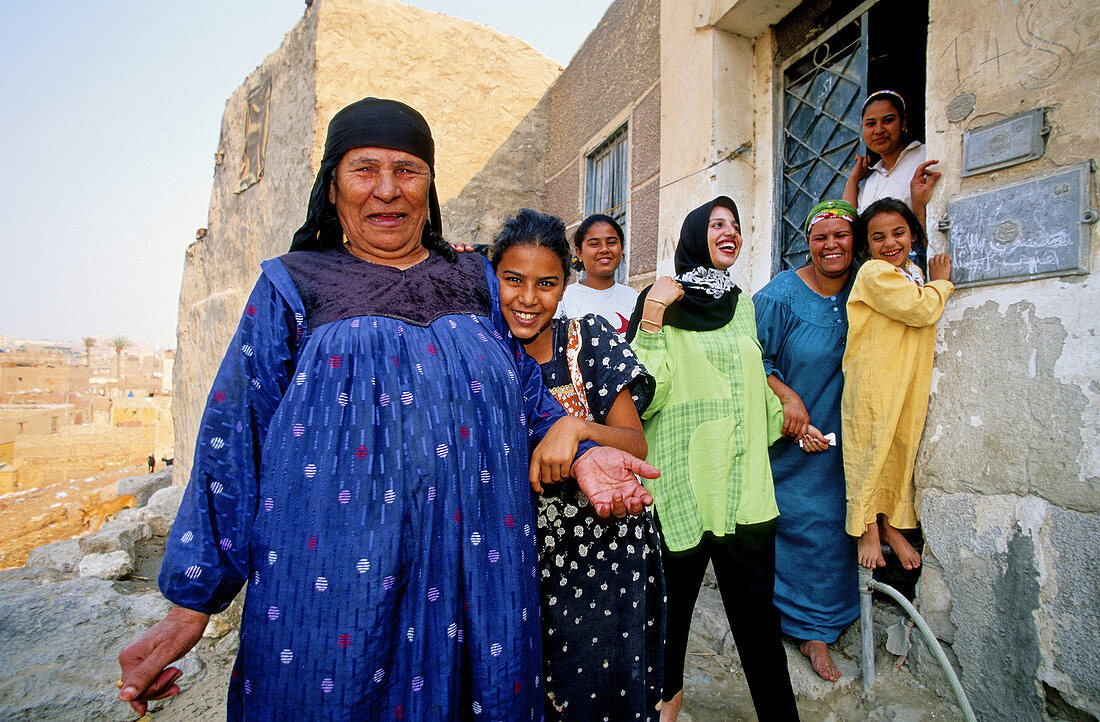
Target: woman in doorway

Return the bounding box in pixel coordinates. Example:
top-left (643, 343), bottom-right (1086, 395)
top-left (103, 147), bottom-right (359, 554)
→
top-left (559, 214), bottom-right (638, 337)
top-left (754, 200), bottom-right (861, 682)
top-left (627, 196), bottom-right (799, 721)
top-left (492, 208), bottom-right (664, 721)
top-left (843, 90), bottom-right (941, 272)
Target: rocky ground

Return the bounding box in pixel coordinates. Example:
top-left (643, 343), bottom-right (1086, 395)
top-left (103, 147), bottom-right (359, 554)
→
top-left (0, 423), bottom-right (159, 568)
top-left (0, 471), bottom-right (968, 721)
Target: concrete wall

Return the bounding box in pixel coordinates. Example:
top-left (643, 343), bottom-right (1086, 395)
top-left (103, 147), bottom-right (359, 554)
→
top-left (173, 0), bottom-right (562, 484)
top-left (913, 0), bottom-right (1100, 718)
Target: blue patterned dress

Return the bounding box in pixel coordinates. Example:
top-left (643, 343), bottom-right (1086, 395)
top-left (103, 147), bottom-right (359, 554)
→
top-left (161, 249), bottom-right (578, 721)
top-left (754, 270), bottom-right (859, 643)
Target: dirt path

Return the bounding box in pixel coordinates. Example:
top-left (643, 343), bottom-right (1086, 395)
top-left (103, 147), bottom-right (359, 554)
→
top-left (0, 424), bottom-right (164, 569)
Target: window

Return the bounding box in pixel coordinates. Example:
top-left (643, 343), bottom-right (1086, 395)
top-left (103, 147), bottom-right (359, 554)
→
top-left (585, 126), bottom-right (629, 281)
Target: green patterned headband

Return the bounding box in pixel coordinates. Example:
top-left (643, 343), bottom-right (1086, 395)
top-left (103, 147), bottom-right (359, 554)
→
top-left (804, 200), bottom-right (858, 236)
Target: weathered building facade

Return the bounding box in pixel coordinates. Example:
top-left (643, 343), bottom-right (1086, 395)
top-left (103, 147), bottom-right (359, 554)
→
top-left (176, 0), bottom-right (1098, 718)
top-left (444, 0), bottom-right (1100, 718)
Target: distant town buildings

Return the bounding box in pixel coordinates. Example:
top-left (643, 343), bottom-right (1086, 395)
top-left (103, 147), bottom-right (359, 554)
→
top-left (0, 334), bottom-right (175, 493)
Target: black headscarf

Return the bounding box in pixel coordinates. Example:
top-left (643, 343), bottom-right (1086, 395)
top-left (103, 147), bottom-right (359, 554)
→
top-left (625, 196), bottom-right (742, 342)
top-left (289, 97), bottom-right (450, 258)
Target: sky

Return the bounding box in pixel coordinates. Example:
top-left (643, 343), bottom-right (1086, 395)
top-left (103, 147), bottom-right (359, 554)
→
top-left (0, 0), bottom-right (614, 349)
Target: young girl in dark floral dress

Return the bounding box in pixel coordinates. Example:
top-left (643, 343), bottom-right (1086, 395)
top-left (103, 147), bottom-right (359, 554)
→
top-left (492, 208), bottom-right (664, 721)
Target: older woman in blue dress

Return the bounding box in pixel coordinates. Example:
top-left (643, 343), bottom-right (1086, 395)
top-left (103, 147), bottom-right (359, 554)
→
top-left (754, 200), bottom-right (861, 681)
top-left (116, 97), bottom-right (658, 720)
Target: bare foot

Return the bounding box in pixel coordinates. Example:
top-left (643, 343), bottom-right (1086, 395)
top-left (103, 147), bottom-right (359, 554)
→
top-left (800, 640), bottom-right (841, 682)
top-left (858, 522), bottom-right (885, 568)
top-left (880, 520), bottom-right (922, 570)
top-left (659, 690), bottom-right (683, 722)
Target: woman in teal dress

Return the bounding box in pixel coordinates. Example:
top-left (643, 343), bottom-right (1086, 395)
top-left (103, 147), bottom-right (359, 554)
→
top-left (753, 200), bottom-right (860, 682)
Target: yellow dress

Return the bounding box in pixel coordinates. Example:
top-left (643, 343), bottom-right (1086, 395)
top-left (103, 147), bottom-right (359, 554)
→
top-left (841, 260), bottom-right (953, 536)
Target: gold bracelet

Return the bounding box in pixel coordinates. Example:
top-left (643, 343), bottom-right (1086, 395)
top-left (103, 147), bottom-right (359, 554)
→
top-left (639, 318), bottom-right (662, 332)
top-left (644, 297), bottom-right (669, 307)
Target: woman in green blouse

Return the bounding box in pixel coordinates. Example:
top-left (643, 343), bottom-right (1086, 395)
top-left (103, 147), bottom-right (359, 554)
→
top-left (626, 196), bottom-right (799, 721)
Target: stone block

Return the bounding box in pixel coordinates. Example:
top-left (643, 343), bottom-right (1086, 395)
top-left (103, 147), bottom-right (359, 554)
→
top-left (117, 470), bottom-right (173, 507)
top-left (111, 485), bottom-right (184, 537)
top-left (24, 538), bottom-right (83, 574)
top-left (147, 485), bottom-right (185, 519)
top-left (78, 551), bottom-right (134, 580)
top-left (78, 519), bottom-right (151, 556)
top-left (0, 577), bottom-right (192, 720)
top-left (783, 641), bottom-right (859, 700)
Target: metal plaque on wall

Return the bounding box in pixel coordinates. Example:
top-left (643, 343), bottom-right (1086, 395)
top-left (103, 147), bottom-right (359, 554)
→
top-left (238, 77), bottom-right (272, 193)
top-left (961, 108), bottom-right (1046, 177)
top-left (946, 162), bottom-right (1094, 287)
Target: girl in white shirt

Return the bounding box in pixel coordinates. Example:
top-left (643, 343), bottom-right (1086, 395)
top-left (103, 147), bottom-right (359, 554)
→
top-left (559, 214), bottom-right (639, 337)
top-left (843, 90), bottom-right (942, 272)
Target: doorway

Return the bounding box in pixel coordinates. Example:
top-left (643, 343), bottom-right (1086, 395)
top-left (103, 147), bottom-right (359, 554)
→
top-left (774, 0), bottom-right (929, 273)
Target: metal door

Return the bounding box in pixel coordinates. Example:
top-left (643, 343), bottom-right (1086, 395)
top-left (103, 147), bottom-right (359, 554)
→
top-left (777, 21), bottom-right (866, 272)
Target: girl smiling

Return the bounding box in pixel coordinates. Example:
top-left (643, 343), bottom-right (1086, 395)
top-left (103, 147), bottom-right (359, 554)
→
top-left (492, 209), bottom-right (664, 721)
top-left (842, 198), bottom-right (954, 571)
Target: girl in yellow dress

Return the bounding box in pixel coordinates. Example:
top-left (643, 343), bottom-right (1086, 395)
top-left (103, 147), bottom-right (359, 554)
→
top-left (842, 198), bottom-right (954, 570)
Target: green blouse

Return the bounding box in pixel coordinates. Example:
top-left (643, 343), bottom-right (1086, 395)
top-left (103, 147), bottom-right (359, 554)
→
top-left (633, 296), bottom-right (783, 552)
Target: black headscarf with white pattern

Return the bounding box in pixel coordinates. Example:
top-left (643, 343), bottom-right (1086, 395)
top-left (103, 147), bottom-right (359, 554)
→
top-left (626, 196), bottom-right (741, 341)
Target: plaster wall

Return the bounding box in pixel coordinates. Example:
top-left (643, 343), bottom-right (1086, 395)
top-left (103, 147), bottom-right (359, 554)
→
top-left (914, 0), bottom-right (1100, 717)
top-left (658, 4), bottom-right (717, 276)
top-left (657, 4), bottom-right (764, 291)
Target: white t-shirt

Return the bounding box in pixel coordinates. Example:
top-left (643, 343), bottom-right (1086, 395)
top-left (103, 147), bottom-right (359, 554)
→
top-left (857, 140), bottom-right (925, 212)
top-left (558, 282), bottom-right (638, 338)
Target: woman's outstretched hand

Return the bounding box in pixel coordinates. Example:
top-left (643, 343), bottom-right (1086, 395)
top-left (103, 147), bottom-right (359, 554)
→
top-left (571, 446), bottom-right (659, 518)
top-left (118, 605), bottom-right (209, 716)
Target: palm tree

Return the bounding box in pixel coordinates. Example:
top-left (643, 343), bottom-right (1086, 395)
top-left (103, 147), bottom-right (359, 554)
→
top-left (82, 337), bottom-right (96, 367)
top-left (110, 336), bottom-right (130, 390)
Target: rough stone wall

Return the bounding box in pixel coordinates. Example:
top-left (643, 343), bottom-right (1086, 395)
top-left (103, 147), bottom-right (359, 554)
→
top-left (439, 95), bottom-right (551, 245)
top-left (174, 0), bottom-right (559, 482)
top-left (173, 7), bottom-right (318, 485)
top-left (915, 0), bottom-right (1100, 718)
top-left (314, 0), bottom-right (560, 204)
top-left (544, 0), bottom-right (661, 285)
top-left (443, 0), bottom-right (660, 285)
top-left (544, 0), bottom-right (660, 179)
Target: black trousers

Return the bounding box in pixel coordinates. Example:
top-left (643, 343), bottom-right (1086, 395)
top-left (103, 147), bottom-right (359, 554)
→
top-left (660, 520), bottom-right (799, 721)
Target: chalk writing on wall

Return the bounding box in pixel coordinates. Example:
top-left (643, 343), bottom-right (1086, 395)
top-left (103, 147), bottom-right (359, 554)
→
top-left (947, 162), bottom-right (1093, 287)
